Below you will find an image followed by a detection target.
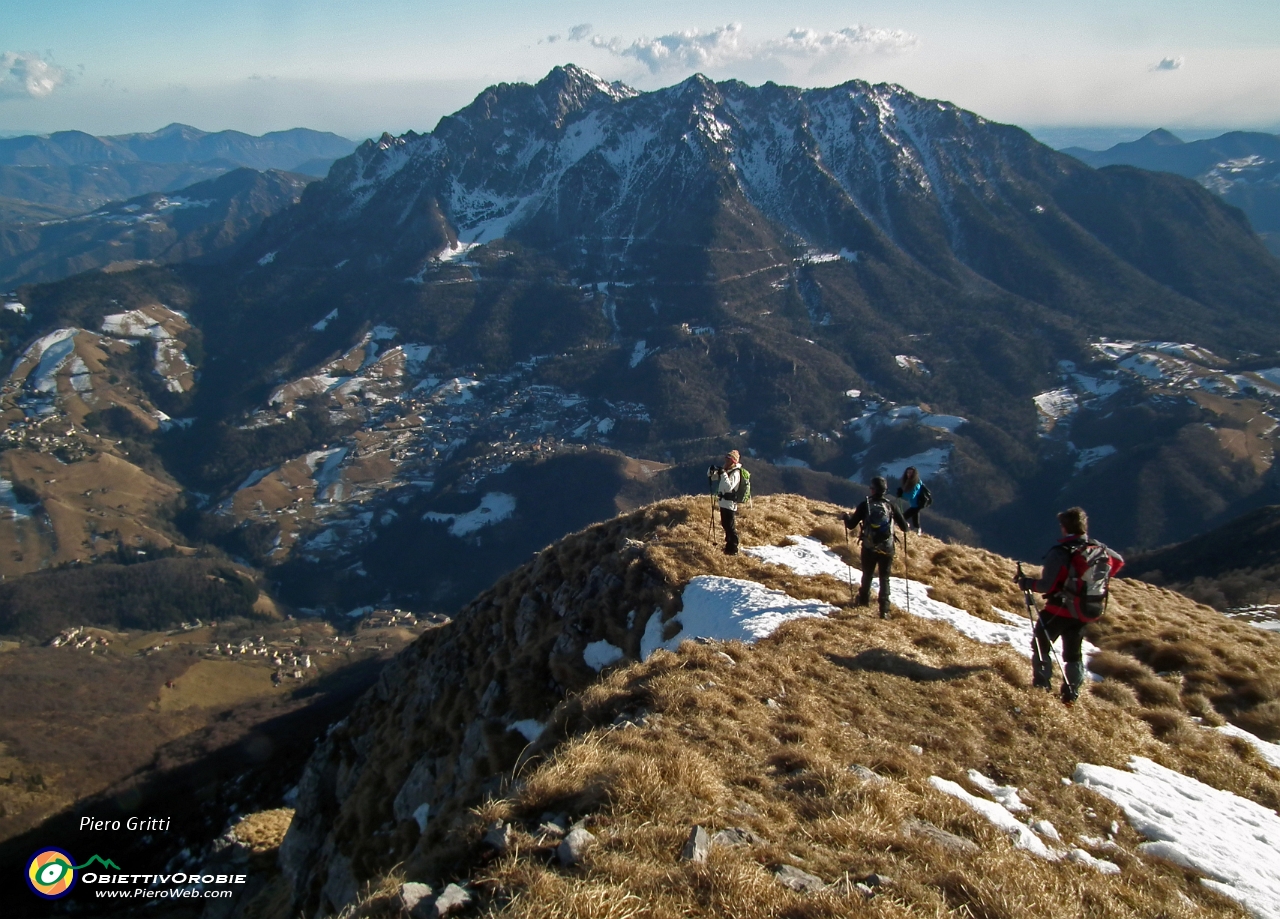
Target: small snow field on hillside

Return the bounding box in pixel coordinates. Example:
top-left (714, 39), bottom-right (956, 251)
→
top-left (285, 494), bottom-right (1280, 919)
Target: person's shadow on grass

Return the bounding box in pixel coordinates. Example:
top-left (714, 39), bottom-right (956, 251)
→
top-left (828, 649), bottom-right (989, 682)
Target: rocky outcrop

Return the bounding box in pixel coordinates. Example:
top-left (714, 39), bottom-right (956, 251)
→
top-left (279, 502), bottom-right (686, 916)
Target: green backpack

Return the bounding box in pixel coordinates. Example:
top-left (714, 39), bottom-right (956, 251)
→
top-left (732, 466), bottom-right (752, 505)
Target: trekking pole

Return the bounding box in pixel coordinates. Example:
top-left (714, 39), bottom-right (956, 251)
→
top-left (843, 518), bottom-right (855, 606)
top-left (903, 530), bottom-right (911, 618)
top-left (1017, 562), bottom-right (1069, 689)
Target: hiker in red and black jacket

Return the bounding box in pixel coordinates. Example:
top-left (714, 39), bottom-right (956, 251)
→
top-left (1017, 506), bottom-right (1124, 702)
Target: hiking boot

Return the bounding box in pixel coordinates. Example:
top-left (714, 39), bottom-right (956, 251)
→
top-left (1032, 660), bottom-right (1053, 691)
top-left (724, 547), bottom-right (738, 556)
top-left (1062, 661), bottom-right (1085, 704)
top-left (879, 609), bottom-right (890, 620)
top-left (855, 592), bottom-right (870, 608)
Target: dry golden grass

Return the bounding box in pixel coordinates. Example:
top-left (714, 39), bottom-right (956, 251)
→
top-left (0, 448), bottom-right (183, 575)
top-left (156, 659), bottom-right (285, 712)
top-left (232, 807), bottom-right (296, 853)
top-left (317, 495), bottom-right (1280, 919)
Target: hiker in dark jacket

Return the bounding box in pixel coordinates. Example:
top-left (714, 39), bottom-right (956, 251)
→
top-left (896, 466), bottom-right (928, 534)
top-left (707, 450), bottom-right (745, 555)
top-left (1017, 506), bottom-right (1124, 702)
top-left (844, 476), bottom-right (909, 618)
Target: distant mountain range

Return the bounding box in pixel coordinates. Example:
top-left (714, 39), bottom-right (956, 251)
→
top-left (1065, 129), bottom-right (1280, 255)
top-left (0, 167), bottom-right (313, 286)
top-left (0, 123), bottom-right (356, 173)
top-left (0, 124), bottom-right (356, 228)
top-left (1, 66), bottom-right (1279, 619)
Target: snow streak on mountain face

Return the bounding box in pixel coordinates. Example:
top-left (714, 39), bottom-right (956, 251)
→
top-left (279, 64), bottom-right (1069, 281)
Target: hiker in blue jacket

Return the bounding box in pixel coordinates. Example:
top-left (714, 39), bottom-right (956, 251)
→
top-left (897, 466), bottom-right (929, 534)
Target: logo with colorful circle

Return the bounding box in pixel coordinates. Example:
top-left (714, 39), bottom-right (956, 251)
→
top-left (25, 850), bottom-right (120, 899)
top-left (26, 848), bottom-right (77, 899)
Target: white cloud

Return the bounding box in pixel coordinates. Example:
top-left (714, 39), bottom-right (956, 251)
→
top-left (1153, 56), bottom-right (1184, 71)
top-left (761, 26), bottom-right (918, 58)
top-left (0, 51), bottom-right (69, 99)
top-left (574, 23), bottom-right (916, 75)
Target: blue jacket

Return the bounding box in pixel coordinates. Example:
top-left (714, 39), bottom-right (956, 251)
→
top-left (899, 481), bottom-right (924, 509)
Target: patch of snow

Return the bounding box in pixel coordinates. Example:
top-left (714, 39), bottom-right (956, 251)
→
top-left (1032, 819), bottom-right (1061, 842)
top-left (0, 478), bottom-right (38, 518)
top-left (1034, 389), bottom-right (1078, 431)
top-left (102, 310), bottom-right (173, 340)
top-left (629, 339), bottom-right (656, 368)
top-left (346, 605), bottom-right (374, 619)
top-left (839, 248), bottom-right (858, 262)
top-left (583, 640), bottom-right (624, 672)
top-left (894, 354), bottom-right (930, 375)
top-left (424, 492), bottom-right (516, 537)
top-left (371, 324), bottom-right (397, 341)
top-left (236, 467), bottom-right (277, 492)
top-left (1074, 445), bottom-right (1117, 472)
top-left (3, 300), bottom-right (26, 314)
top-left (772, 456), bottom-right (810, 468)
top-left (1074, 756), bottom-right (1280, 919)
top-left (509, 719), bottom-right (544, 742)
top-left (1216, 724), bottom-right (1280, 770)
top-left (876, 446), bottom-right (951, 481)
top-left (1070, 373), bottom-right (1123, 398)
top-left (744, 536), bottom-right (850, 580)
top-left (306, 447), bottom-right (349, 491)
top-left (433, 377), bottom-right (480, 404)
top-left (746, 537), bottom-right (1102, 665)
top-left (967, 770), bottom-right (1029, 812)
top-left (641, 576), bottom-right (836, 659)
top-left (257, 251), bottom-right (277, 266)
top-left (1066, 848), bottom-right (1121, 874)
top-left (401, 344), bottom-right (432, 371)
top-left (68, 357), bottom-right (92, 392)
top-left (1116, 352), bottom-right (1166, 381)
top-left (437, 241), bottom-right (480, 263)
top-left (312, 309), bottom-right (338, 332)
top-left (26, 329), bottom-right (78, 394)
top-left (929, 776), bottom-right (1057, 859)
top-left (1232, 373), bottom-right (1280, 397)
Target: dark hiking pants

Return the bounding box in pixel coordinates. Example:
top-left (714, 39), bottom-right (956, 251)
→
top-left (858, 548), bottom-right (894, 615)
top-left (720, 507), bottom-right (738, 554)
top-left (1033, 612), bottom-right (1086, 692)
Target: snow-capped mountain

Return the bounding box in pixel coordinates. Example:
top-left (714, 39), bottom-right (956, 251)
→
top-left (5, 66), bottom-right (1280, 606)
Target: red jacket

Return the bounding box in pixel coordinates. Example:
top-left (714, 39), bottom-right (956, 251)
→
top-left (1031, 535), bottom-right (1124, 620)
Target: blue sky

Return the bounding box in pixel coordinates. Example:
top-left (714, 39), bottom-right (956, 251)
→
top-left (2, 1), bottom-right (1277, 146)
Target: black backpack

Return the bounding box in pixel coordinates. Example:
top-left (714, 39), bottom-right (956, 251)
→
top-left (861, 496), bottom-right (896, 554)
top-left (917, 483), bottom-right (933, 509)
top-left (1056, 538), bottom-right (1114, 621)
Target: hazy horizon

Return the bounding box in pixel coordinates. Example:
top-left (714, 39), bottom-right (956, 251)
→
top-left (3, 1), bottom-right (1277, 142)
